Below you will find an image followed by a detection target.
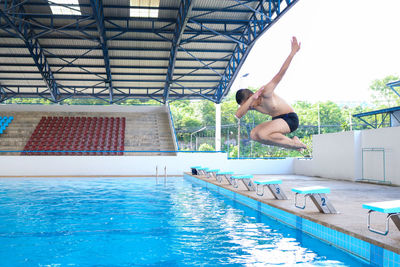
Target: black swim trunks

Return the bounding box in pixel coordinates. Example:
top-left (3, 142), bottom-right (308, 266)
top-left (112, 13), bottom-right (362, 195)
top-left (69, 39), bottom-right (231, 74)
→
top-left (272, 112), bottom-right (299, 133)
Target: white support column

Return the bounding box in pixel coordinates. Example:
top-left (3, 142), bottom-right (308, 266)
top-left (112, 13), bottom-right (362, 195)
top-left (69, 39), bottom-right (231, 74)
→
top-left (215, 103), bottom-right (221, 151)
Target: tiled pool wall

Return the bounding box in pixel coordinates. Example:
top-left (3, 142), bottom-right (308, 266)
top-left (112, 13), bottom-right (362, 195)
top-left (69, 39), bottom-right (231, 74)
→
top-left (184, 174), bottom-right (400, 267)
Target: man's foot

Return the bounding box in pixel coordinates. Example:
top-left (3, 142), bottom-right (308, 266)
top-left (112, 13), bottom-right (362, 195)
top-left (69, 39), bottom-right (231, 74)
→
top-left (293, 136), bottom-right (307, 150)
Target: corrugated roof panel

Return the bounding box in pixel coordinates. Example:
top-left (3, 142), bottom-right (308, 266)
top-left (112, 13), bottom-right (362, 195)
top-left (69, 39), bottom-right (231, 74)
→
top-left (39, 38), bottom-right (97, 47)
top-left (47, 58), bottom-right (105, 66)
top-left (111, 67), bottom-right (167, 74)
top-left (23, 2), bottom-right (52, 14)
top-left (0, 37), bottom-right (26, 45)
top-left (109, 40), bottom-right (171, 49)
top-left (0, 71), bottom-right (41, 77)
top-left (176, 50), bottom-right (231, 60)
top-left (59, 80), bottom-right (101, 87)
top-left (108, 31), bottom-right (173, 40)
top-left (173, 81), bottom-right (218, 87)
top-left (0, 66), bottom-right (38, 72)
top-left (103, 2), bottom-right (129, 17)
top-left (113, 81), bottom-right (164, 87)
top-left (112, 74), bottom-right (166, 80)
top-left (0, 48), bottom-right (30, 55)
top-left (54, 73), bottom-right (106, 80)
top-left (181, 42), bottom-right (236, 50)
top-left (110, 59), bottom-right (168, 67)
top-left (0, 57), bottom-right (35, 64)
top-left (174, 60), bottom-right (227, 68)
top-left (0, 79), bottom-right (46, 86)
top-left (45, 49), bottom-right (103, 57)
top-left (56, 67), bottom-right (107, 73)
top-left (103, 0), bottom-right (128, 6)
top-left (109, 49), bottom-right (169, 58)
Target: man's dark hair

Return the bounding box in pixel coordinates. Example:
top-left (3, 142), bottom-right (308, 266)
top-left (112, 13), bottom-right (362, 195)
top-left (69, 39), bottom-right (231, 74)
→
top-left (235, 88), bottom-right (253, 105)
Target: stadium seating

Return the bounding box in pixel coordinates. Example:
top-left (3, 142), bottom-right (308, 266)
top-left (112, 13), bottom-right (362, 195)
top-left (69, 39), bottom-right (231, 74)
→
top-left (22, 116), bottom-right (125, 156)
top-left (0, 116), bottom-right (13, 135)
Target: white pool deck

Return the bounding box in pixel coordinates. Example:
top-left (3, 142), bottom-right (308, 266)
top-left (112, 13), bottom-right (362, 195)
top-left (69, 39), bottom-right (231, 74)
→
top-left (186, 173), bottom-right (400, 255)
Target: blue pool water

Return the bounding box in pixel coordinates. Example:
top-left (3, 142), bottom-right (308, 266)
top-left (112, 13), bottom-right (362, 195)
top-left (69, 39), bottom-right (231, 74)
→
top-left (0, 177), bottom-right (371, 266)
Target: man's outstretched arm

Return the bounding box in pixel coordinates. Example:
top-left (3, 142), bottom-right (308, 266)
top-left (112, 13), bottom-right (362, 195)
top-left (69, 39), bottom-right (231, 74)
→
top-left (260, 36), bottom-right (301, 96)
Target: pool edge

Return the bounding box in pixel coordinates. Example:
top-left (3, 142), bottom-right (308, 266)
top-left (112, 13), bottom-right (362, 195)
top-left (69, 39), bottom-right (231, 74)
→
top-left (184, 173), bottom-right (400, 267)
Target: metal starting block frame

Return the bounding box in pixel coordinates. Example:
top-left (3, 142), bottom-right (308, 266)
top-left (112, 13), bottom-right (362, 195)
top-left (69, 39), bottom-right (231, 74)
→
top-left (190, 166), bottom-right (201, 175)
top-left (215, 172), bottom-right (234, 184)
top-left (196, 167), bottom-right (209, 177)
top-left (363, 200), bottom-right (400, 235)
top-left (292, 186), bottom-right (337, 214)
top-left (231, 175), bottom-right (255, 191)
top-left (254, 179), bottom-right (287, 200)
top-left (206, 169), bottom-right (220, 180)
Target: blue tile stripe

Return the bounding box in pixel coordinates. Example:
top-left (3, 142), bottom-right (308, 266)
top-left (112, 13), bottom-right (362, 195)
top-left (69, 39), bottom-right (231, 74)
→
top-left (184, 174), bottom-right (400, 267)
top-left (296, 216), bottom-right (303, 231)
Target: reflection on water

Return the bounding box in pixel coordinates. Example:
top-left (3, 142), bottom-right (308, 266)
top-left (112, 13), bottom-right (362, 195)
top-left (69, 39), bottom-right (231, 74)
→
top-left (0, 177), bottom-right (370, 266)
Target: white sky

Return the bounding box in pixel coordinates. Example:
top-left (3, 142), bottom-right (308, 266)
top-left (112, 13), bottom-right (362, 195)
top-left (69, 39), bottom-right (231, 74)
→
top-left (231, 0), bottom-right (400, 104)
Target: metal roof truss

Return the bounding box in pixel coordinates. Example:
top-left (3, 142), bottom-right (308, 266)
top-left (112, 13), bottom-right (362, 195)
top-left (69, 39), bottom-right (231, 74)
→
top-left (0, 0), bottom-right (299, 104)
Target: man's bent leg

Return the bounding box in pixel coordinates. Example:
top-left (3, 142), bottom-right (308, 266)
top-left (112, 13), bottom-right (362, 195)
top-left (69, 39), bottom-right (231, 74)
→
top-left (251, 119), bottom-right (306, 150)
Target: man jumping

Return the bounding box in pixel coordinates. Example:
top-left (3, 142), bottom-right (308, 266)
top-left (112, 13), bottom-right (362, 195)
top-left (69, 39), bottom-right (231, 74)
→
top-left (235, 36), bottom-right (306, 150)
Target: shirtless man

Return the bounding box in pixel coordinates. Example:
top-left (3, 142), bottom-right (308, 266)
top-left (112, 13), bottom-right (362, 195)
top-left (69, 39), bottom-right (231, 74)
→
top-left (235, 36), bottom-right (306, 150)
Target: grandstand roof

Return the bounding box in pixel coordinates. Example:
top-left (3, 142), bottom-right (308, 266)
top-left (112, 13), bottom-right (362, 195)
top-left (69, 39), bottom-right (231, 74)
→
top-left (0, 0), bottom-right (298, 104)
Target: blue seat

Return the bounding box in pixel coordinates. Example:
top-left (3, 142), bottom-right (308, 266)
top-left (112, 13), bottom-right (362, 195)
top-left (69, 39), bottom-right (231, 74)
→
top-left (292, 186), bottom-right (337, 214)
top-left (0, 116), bottom-right (12, 135)
top-left (363, 200), bottom-right (400, 235)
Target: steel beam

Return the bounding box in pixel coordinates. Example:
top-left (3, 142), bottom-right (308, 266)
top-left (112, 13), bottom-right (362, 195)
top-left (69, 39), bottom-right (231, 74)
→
top-left (387, 80), bottom-right (400, 98)
top-left (215, 0), bottom-right (299, 103)
top-left (0, 6), bottom-right (60, 102)
top-left (162, 0), bottom-right (193, 102)
top-left (0, 34), bottom-right (236, 44)
top-left (0, 54), bottom-right (230, 62)
top-left (90, 0), bottom-right (113, 103)
top-left (0, 43), bottom-right (233, 54)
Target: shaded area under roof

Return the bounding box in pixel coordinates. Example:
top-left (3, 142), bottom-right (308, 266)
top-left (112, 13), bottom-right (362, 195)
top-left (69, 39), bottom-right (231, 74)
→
top-left (0, 0), bottom-right (299, 104)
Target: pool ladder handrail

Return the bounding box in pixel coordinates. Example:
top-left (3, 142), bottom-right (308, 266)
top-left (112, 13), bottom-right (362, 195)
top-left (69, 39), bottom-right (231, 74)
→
top-left (164, 166), bottom-right (167, 184)
top-left (155, 165), bottom-right (167, 184)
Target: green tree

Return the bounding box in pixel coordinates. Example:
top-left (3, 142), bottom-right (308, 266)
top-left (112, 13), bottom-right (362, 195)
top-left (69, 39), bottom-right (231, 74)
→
top-left (370, 75), bottom-right (400, 107)
top-left (198, 143), bottom-right (214, 151)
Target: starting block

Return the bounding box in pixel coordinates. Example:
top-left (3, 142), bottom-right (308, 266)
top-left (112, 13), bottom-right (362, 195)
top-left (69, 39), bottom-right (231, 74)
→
top-left (206, 169), bottom-right (220, 179)
top-left (215, 171), bottom-right (234, 184)
top-left (196, 167), bottom-right (209, 176)
top-left (190, 166), bottom-right (202, 175)
top-left (363, 200), bottom-right (400, 235)
top-left (292, 186), bottom-right (337, 214)
top-left (231, 175), bottom-right (255, 191)
top-left (254, 179), bottom-right (287, 200)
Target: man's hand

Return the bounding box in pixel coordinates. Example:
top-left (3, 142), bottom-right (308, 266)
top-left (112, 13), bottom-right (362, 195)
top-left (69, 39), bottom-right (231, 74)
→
top-left (291, 36), bottom-right (301, 54)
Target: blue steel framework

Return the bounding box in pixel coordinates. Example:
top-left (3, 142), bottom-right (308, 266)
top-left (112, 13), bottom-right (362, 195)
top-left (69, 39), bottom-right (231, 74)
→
top-left (0, 0), bottom-right (299, 104)
top-left (387, 80), bottom-right (400, 99)
top-left (353, 106), bottom-right (400, 129)
top-left (353, 81), bottom-right (400, 128)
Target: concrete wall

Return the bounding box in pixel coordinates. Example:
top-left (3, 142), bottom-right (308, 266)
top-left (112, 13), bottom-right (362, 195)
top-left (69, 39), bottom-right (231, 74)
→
top-left (294, 131), bottom-right (361, 181)
top-left (361, 127), bottom-right (400, 185)
top-left (0, 153), bottom-right (294, 177)
top-left (294, 127), bottom-right (400, 185)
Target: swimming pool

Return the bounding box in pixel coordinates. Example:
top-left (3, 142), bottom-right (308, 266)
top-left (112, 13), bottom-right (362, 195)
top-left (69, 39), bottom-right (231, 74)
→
top-left (0, 177), bottom-right (371, 266)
